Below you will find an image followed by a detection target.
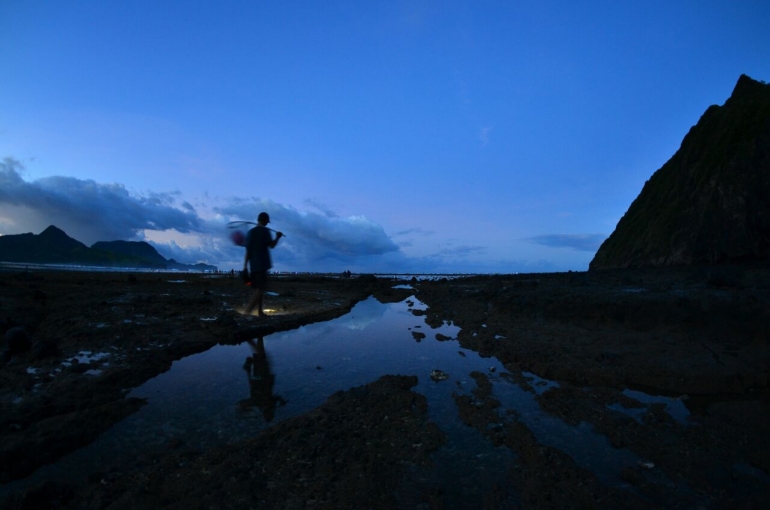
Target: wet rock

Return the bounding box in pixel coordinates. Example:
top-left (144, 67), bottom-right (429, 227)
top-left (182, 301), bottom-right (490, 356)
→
top-left (64, 375), bottom-right (444, 509)
top-left (32, 288), bottom-right (47, 305)
top-left (0, 317), bottom-right (17, 335)
top-left (11, 480), bottom-right (75, 509)
top-left (70, 363), bottom-right (91, 374)
top-left (215, 312), bottom-right (237, 328)
top-left (430, 369), bottom-right (449, 382)
top-left (435, 333), bottom-right (452, 341)
top-left (33, 337), bottom-right (59, 360)
top-left (425, 314), bottom-right (444, 329)
top-left (5, 326), bottom-right (32, 355)
top-left (411, 331), bottom-right (426, 342)
top-left (707, 267), bottom-right (745, 288)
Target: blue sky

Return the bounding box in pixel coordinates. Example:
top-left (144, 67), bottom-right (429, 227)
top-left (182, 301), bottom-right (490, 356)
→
top-left (1, 1), bottom-right (768, 273)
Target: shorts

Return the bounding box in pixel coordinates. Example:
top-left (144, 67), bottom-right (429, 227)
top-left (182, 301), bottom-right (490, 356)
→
top-left (250, 270), bottom-right (268, 289)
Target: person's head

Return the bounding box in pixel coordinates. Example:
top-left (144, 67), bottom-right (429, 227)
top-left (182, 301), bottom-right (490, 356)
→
top-left (257, 212), bottom-right (270, 225)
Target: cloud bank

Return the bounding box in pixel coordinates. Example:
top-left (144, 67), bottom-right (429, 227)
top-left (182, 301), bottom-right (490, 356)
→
top-left (214, 198), bottom-right (400, 270)
top-left (1, 159), bottom-right (588, 273)
top-left (0, 159), bottom-right (402, 271)
top-left (0, 158), bottom-right (202, 244)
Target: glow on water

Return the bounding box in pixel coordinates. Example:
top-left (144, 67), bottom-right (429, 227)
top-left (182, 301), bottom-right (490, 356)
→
top-left (1, 295), bottom-right (662, 503)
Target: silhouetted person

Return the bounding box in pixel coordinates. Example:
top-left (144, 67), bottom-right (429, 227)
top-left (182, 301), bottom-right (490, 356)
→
top-left (242, 212), bottom-right (283, 317)
top-left (240, 336), bottom-right (286, 422)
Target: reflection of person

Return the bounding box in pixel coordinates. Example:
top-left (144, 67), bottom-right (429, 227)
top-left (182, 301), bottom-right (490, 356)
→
top-left (242, 212), bottom-right (283, 317)
top-left (240, 336), bottom-right (287, 422)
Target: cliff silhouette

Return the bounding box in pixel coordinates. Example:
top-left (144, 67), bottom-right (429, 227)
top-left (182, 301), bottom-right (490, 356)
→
top-left (590, 74), bottom-right (770, 270)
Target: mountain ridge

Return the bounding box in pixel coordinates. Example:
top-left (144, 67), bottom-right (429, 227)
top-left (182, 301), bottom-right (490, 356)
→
top-left (0, 226), bottom-right (217, 271)
top-left (590, 74), bottom-right (770, 270)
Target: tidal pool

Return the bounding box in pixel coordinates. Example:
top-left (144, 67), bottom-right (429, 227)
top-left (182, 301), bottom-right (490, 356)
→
top-left (3, 294), bottom-right (657, 503)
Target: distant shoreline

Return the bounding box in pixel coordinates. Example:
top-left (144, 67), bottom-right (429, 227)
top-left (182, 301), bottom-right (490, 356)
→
top-left (0, 261), bottom-right (495, 279)
top-left (0, 261), bottom-right (217, 274)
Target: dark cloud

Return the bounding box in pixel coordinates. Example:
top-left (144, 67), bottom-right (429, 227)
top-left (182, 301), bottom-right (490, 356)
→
top-left (524, 234), bottom-right (607, 252)
top-left (0, 157), bottom-right (202, 244)
top-left (215, 198), bottom-right (400, 266)
top-left (0, 158), bottom-right (589, 273)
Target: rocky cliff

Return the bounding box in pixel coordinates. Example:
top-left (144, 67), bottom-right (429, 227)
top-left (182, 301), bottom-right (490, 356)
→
top-left (590, 74), bottom-right (770, 270)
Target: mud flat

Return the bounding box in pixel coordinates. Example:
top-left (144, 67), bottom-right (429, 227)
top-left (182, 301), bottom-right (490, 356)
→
top-left (2, 266), bottom-right (769, 508)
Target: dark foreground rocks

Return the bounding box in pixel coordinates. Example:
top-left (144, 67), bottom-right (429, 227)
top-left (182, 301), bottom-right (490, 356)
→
top-left (416, 265), bottom-right (770, 395)
top-left (8, 375), bottom-right (445, 510)
top-left (0, 271), bottom-right (386, 483)
top-left (2, 265), bottom-right (770, 509)
top-left (416, 265), bottom-right (770, 508)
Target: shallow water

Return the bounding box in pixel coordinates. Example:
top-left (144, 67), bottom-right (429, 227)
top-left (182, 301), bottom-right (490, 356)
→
top-left (2, 294), bottom-right (676, 503)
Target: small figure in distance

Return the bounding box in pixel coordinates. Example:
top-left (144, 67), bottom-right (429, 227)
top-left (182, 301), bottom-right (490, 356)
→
top-left (243, 212), bottom-right (284, 317)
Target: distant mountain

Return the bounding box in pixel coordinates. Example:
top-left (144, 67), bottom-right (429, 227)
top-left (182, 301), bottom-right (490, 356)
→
top-left (0, 226), bottom-right (217, 271)
top-left (590, 74), bottom-right (770, 270)
top-left (91, 240), bottom-right (169, 266)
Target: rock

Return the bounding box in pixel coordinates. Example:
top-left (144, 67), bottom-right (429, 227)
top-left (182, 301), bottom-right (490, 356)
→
top-left (32, 289), bottom-right (47, 304)
top-left (412, 331), bottom-right (426, 342)
top-left (33, 338), bottom-right (59, 360)
top-left (215, 312), bottom-right (237, 328)
top-left (591, 75), bottom-right (770, 269)
top-left (14, 480), bottom-right (75, 509)
top-left (430, 369), bottom-right (449, 382)
top-left (5, 326), bottom-right (32, 355)
top-left (435, 333), bottom-right (452, 341)
top-left (706, 267), bottom-right (745, 288)
top-left (0, 317), bottom-right (17, 335)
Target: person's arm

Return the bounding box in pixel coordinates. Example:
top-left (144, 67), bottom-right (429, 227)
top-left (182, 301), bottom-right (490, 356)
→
top-left (269, 231), bottom-right (284, 249)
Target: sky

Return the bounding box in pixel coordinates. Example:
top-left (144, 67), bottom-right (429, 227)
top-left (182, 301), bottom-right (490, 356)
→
top-left (1, 1), bottom-right (769, 273)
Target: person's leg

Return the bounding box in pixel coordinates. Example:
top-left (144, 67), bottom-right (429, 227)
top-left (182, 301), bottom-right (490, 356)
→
top-left (251, 271), bottom-right (268, 316)
top-left (255, 288), bottom-right (265, 316)
top-left (254, 336), bottom-right (265, 357)
top-left (245, 288), bottom-right (260, 314)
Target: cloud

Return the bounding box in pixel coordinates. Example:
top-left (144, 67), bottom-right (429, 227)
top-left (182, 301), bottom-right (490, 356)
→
top-left (303, 198), bottom-right (339, 218)
top-left (391, 227), bottom-right (434, 237)
top-left (0, 159), bottom-right (405, 271)
top-left (0, 158), bottom-right (202, 244)
top-left (214, 197), bottom-right (401, 267)
top-left (524, 234), bottom-right (607, 252)
top-left (0, 158), bottom-right (592, 273)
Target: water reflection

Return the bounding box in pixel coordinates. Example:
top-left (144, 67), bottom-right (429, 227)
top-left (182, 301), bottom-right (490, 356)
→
top-left (239, 337), bottom-right (287, 422)
top-left (0, 295), bottom-right (646, 505)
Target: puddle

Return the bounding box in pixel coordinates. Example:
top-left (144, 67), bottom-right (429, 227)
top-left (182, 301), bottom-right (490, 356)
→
top-left (1, 296), bottom-right (648, 504)
top-left (489, 378), bottom-right (640, 489)
top-left (607, 389), bottom-right (691, 425)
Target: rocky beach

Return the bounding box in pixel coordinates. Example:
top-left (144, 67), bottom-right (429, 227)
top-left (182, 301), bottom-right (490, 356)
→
top-left (1, 266), bottom-right (768, 509)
